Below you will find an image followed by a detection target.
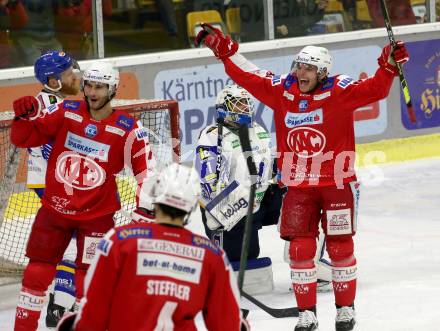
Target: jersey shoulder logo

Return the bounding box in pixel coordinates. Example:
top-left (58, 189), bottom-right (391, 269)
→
top-left (336, 75), bottom-right (354, 89)
top-left (320, 77), bottom-right (335, 91)
top-left (283, 73), bottom-right (296, 89)
top-left (63, 100), bottom-right (81, 111)
top-left (271, 75), bottom-right (281, 86)
top-left (116, 115), bottom-right (134, 130)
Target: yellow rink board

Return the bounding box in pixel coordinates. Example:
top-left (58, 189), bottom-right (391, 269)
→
top-left (4, 133), bottom-right (440, 218)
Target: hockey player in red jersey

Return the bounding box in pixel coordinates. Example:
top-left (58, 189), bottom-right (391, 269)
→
top-left (195, 24), bottom-right (409, 331)
top-left (56, 163), bottom-right (249, 331)
top-left (11, 61), bottom-right (154, 331)
top-left (31, 50), bottom-right (82, 328)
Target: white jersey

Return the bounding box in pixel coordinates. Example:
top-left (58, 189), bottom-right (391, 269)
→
top-left (26, 90), bottom-right (63, 189)
top-left (195, 123), bottom-right (273, 230)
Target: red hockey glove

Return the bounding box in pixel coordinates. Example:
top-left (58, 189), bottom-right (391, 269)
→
top-left (378, 41), bottom-right (409, 76)
top-left (195, 23), bottom-right (238, 59)
top-left (13, 96), bottom-right (41, 121)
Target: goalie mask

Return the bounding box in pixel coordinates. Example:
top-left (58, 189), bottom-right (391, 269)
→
top-left (81, 61), bottom-right (120, 98)
top-left (216, 84), bottom-right (255, 127)
top-left (292, 46), bottom-right (332, 78)
top-left (140, 163), bottom-right (200, 223)
top-left (34, 50), bottom-right (79, 92)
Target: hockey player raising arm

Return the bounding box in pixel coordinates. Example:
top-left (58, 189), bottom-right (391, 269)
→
top-left (57, 163), bottom-right (249, 331)
top-left (195, 24), bottom-right (409, 331)
top-left (11, 61), bottom-right (154, 331)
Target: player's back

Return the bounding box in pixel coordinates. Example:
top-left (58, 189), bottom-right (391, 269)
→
top-left (77, 222), bottom-right (241, 331)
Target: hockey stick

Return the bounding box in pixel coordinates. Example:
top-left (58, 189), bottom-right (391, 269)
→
top-left (378, 0), bottom-right (416, 124)
top-left (211, 117), bottom-right (225, 247)
top-left (237, 124), bottom-right (299, 318)
top-left (241, 291), bottom-right (299, 318)
top-left (236, 124), bottom-right (257, 292)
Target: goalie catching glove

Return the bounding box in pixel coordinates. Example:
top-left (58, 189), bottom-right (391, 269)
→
top-left (195, 23), bottom-right (238, 59)
top-left (13, 96), bottom-right (42, 121)
top-left (377, 40), bottom-right (409, 76)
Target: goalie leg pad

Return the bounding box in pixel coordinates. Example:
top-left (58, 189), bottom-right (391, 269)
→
top-left (25, 206), bottom-right (74, 264)
top-left (231, 257), bottom-right (274, 295)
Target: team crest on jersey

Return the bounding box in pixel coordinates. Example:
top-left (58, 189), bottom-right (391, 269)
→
top-left (84, 124), bottom-right (98, 138)
top-left (55, 152), bottom-right (106, 190)
top-left (63, 100), bottom-right (80, 110)
top-left (299, 100), bottom-right (309, 112)
top-left (271, 75), bottom-right (281, 86)
top-left (117, 227), bottom-right (152, 240)
top-left (116, 115), bottom-right (134, 130)
top-left (286, 127), bottom-right (326, 158)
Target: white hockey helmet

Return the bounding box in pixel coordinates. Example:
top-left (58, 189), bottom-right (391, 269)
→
top-left (150, 163), bottom-right (200, 214)
top-left (82, 61), bottom-right (120, 96)
top-left (293, 46), bottom-right (332, 77)
top-left (216, 84), bottom-right (255, 127)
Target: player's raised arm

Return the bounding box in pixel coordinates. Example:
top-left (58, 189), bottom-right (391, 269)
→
top-left (11, 96), bottom-right (65, 147)
top-left (195, 23), bottom-right (283, 112)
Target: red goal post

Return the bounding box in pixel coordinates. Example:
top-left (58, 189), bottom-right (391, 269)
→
top-left (0, 98), bottom-right (180, 276)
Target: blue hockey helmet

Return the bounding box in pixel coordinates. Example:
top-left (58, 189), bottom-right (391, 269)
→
top-left (216, 84), bottom-right (255, 127)
top-left (34, 51), bottom-right (78, 89)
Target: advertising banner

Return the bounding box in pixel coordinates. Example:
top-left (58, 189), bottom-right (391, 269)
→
top-left (400, 39), bottom-right (440, 130)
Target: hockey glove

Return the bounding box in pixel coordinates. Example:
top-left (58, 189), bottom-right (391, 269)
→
top-left (195, 23), bottom-right (238, 59)
top-left (13, 96), bottom-right (41, 121)
top-left (378, 41), bottom-right (409, 76)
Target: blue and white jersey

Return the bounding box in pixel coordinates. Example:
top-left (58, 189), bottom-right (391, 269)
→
top-left (26, 90), bottom-right (62, 189)
top-left (195, 123), bottom-right (273, 229)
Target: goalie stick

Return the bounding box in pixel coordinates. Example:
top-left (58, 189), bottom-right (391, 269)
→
top-left (211, 117), bottom-right (225, 247)
top-left (379, 0), bottom-right (416, 124)
top-left (236, 124), bottom-right (257, 291)
top-left (242, 291), bottom-right (299, 318)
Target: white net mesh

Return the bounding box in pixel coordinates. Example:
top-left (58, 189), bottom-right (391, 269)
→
top-left (0, 99), bottom-right (180, 275)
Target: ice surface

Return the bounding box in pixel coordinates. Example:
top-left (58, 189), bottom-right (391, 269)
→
top-left (1, 158), bottom-right (439, 330)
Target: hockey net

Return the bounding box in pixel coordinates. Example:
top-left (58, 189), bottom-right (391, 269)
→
top-left (0, 99), bottom-right (180, 276)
